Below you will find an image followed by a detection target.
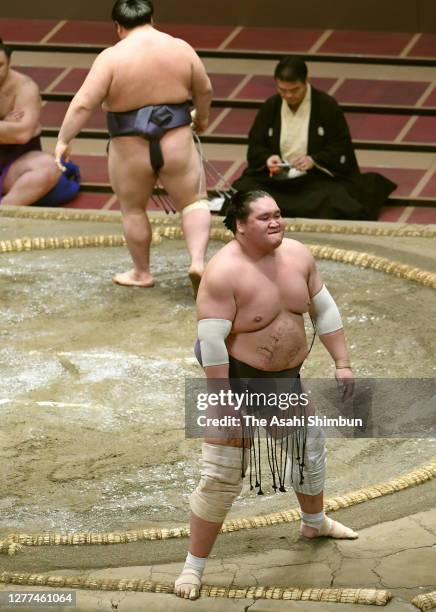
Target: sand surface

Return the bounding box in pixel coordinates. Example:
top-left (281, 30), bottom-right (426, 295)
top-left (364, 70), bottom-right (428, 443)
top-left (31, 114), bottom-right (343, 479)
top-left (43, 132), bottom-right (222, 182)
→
top-left (0, 214), bottom-right (434, 581)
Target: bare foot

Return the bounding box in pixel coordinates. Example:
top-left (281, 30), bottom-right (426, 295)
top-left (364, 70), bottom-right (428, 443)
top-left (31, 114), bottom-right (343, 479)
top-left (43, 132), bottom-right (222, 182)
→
top-left (112, 270), bottom-right (155, 288)
top-left (188, 266), bottom-right (203, 299)
top-left (300, 517), bottom-right (358, 539)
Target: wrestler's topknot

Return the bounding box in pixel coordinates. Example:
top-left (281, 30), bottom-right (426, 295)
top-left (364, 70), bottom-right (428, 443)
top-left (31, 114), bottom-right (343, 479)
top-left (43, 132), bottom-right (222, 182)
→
top-left (223, 190), bottom-right (271, 234)
top-left (111, 0), bottom-right (154, 30)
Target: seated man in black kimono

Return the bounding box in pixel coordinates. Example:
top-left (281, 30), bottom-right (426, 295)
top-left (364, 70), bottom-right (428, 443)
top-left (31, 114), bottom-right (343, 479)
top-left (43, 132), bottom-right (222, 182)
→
top-left (232, 56), bottom-right (396, 221)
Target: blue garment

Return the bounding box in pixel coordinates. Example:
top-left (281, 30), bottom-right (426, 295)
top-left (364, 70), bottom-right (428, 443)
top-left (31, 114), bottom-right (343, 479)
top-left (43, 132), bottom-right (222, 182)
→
top-left (35, 160), bottom-right (80, 206)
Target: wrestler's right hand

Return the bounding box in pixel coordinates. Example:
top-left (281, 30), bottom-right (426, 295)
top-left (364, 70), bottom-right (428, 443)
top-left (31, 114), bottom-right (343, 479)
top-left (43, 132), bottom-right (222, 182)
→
top-left (193, 118), bottom-right (208, 134)
top-left (191, 110), bottom-right (208, 134)
top-left (54, 140), bottom-right (71, 172)
top-left (266, 155), bottom-right (283, 175)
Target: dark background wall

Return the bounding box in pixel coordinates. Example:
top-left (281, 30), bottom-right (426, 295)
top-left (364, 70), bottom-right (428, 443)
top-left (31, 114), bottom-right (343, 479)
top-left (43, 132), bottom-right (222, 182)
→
top-left (3, 0), bottom-right (436, 33)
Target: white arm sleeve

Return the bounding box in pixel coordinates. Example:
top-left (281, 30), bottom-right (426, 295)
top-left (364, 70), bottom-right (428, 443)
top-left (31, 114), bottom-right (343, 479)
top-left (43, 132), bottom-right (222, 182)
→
top-left (311, 285), bottom-right (343, 335)
top-left (197, 318), bottom-right (232, 367)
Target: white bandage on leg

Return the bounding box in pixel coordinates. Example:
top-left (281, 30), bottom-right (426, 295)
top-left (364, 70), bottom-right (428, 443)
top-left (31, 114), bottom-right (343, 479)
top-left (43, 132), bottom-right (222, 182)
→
top-left (315, 516), bottom-right (358, 539)
top-left (301, 510), bottom-right (325, 530)
top-left (190, 443), bottom-right (246, 523)
top-left (300, 511), bottom-right (358, 539)
top-left (175, 552), bottom-right (206, 600)
top-left (286, 426), bottom-right (326, 496)
top-left (182, 199), bottom-right (210, 216)
top-left (197, 318), bottom-right (232, 367)
top-left (310, 284), bottom-right (343, 335)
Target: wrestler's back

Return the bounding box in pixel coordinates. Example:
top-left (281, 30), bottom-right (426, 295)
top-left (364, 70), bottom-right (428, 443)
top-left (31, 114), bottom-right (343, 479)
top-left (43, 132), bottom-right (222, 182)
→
top-left (103, 28), bottom-right (206, 207)
top-left (209, 239), bottom-right (311, 371)
top-left (103, 29), bottom-right (194, 111)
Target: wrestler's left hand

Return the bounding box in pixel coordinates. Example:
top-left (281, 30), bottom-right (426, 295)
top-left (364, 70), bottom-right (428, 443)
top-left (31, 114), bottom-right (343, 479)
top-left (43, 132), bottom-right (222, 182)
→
top-left (335, 367), bottom-right (354, 402)
top-left (292, 155), bottom-right (314, 172)
top-left (54, 140), bottom-right (71, 172)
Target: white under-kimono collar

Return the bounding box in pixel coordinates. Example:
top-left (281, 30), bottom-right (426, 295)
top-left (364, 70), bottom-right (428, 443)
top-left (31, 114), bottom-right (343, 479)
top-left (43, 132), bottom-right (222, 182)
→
top-left (280, 84), bottom-right (311, 162)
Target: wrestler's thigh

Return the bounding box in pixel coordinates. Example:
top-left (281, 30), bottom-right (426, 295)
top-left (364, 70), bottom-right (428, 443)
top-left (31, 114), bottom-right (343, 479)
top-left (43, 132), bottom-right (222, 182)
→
top-left (108, 137), bottom-right (156, 212)
top-left (158, 127), bottom-right (206, 209)
top-left (3, 151), bottom-right (58, 191)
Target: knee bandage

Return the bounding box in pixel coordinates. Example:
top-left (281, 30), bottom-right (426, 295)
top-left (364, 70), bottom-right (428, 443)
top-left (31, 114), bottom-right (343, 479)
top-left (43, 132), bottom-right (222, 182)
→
top-left (190, 443), bottom-right (246, 523)
top-left (286, 426), bottom-right (326, 496)
top-left (197, 318), bottom-right (232, 367)
top-left (182, 199), bottom-right (210, 216)
top-left (311, 285), bottom-right (343, 335)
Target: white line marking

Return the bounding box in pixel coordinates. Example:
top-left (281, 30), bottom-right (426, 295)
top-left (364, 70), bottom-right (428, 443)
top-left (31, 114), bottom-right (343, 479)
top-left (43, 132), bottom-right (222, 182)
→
top-left (308, 29), bottom-right (333, 54)
top-left (218, 26), bottom-right (243, 50)
top-left (399, 33), bottom-right (422, 58)
top-left (40, 20), bottom-right (67, 44)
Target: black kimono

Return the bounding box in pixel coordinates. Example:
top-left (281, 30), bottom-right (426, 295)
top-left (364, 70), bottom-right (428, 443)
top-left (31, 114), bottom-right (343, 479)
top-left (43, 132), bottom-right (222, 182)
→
top-left (232, 88), bottom-right (396, 220)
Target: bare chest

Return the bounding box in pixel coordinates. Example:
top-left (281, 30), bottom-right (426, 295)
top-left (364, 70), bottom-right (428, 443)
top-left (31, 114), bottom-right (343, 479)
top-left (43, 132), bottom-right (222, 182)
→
top-left (233, 264), bottom-right (310, 331)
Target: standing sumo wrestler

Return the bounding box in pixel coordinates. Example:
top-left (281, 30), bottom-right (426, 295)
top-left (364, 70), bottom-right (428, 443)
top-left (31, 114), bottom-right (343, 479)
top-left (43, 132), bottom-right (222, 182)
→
top-left (55, 0), bottom-right (213, 294)
top-left (176, 190), bottom-right (358, 600)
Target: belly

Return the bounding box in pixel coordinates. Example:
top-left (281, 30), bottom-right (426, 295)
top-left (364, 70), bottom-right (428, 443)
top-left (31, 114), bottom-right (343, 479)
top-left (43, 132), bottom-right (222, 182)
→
top-left (228, 312), bottom-right (309, 371)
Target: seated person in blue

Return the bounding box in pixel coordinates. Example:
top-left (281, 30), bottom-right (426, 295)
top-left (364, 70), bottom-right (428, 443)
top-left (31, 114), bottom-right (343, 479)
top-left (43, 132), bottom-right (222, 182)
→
top-left (0, 39), bottom-right (79, 207)
top-left (232, 56), bottom-right (396, 221)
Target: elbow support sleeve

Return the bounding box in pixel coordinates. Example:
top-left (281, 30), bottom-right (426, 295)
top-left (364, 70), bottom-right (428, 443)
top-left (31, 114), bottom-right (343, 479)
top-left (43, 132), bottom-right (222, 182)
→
top-left (311, 285), bottom-right (343, 335)
top-left (197, 318), bottom-right (232, 367)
